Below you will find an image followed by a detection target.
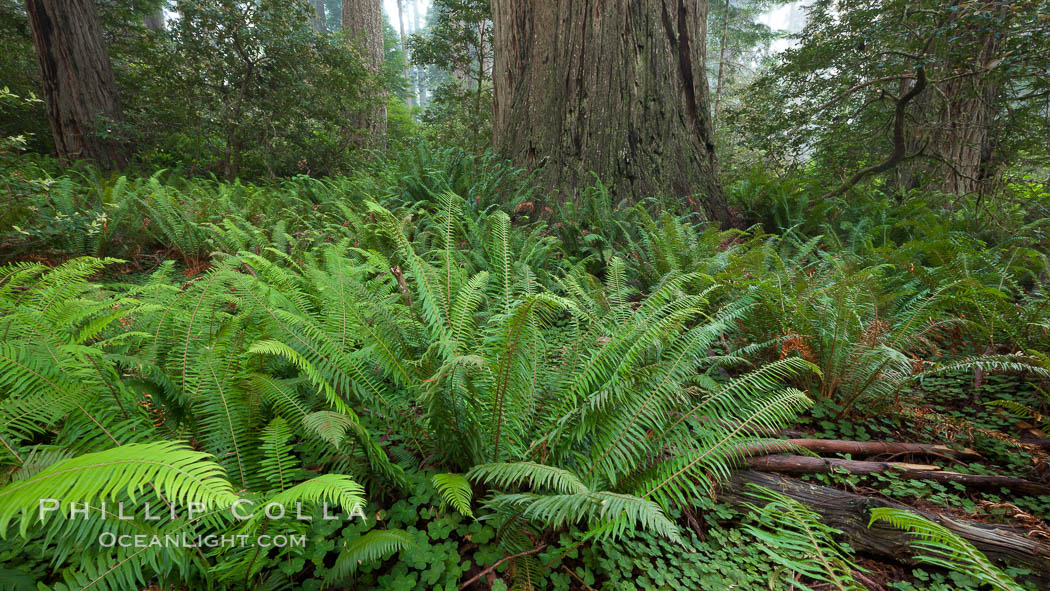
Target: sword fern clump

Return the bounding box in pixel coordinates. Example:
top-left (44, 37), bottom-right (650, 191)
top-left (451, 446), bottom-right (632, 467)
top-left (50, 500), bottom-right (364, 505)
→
top-left (0, 192), bottom-right (814, 588)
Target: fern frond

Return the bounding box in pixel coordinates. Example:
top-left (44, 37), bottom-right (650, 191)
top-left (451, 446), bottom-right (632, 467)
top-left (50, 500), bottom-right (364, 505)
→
top-left (743, 485), bottom-right (864, 591)
top-left (325, 529), bottom-right (414, 583)
top-left (431, 473), bottom-right (474, 518)
top-left (868, 508), bottom-right (1024, 591)
top-left (0, 441), bottom-right (238, 537)
top-left (468, 462), bottom-right (589, 495)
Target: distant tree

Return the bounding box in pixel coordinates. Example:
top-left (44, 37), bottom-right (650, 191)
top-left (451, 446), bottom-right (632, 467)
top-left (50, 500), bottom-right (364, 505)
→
top-left (395, 0), bottom-right (411, 107)
top-left (23, 0), bottom-right (126, 167)
top-left (144, 0), bottom-right (165, 30)
top-left (408, 0), bottom-right (491, 149)
top-left (736, 0), bottom-right (1050, 200)
top-left (343, 0), bottom-right (387, 144)
top-left (310, 0), bottom-right (327, 34)
top-left (706, 0), bottom-right (786, 121)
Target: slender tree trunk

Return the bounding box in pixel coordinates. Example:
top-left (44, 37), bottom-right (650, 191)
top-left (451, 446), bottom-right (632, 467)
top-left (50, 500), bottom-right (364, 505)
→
top-left (24, 0), bottom-right (126, 168)
top-left (712, 0), bottom-right (731, 119)
top-left (342, 0), bottom-right (387, 145)
top-left (395, 0), bottom-right (411, 108)
top-left (409, 0), bottom-right (425, 106)
top-left (311, 0), bottom-right (327, 34)
top-left (144, 5), bottom-right (165, 31)
top-left (491, 0), bottom-right (734, 226)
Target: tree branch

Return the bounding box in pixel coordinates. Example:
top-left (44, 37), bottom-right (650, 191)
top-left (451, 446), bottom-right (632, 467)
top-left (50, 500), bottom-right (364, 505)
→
top-left (822, 66), bottom-right (927, 200)
top-left (815, 74), bottom-right (916, 113)
top-left (459, 543), bottom-right (548, 590)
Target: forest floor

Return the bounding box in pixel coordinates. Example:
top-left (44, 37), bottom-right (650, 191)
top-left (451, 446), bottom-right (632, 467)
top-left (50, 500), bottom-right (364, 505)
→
top-left (730, 372), bottom-right (1050, 590)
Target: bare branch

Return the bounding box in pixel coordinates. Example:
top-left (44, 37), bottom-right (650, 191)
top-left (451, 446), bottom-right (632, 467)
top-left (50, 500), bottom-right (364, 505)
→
top-left (823, 66), bottom-right (928, 200)
top-left (815, 74), bottom-right (916, 113)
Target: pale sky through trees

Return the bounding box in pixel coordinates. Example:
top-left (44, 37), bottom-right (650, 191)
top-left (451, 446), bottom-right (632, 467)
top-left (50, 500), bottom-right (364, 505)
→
top-left (382, 0), bottom-right (431, 32)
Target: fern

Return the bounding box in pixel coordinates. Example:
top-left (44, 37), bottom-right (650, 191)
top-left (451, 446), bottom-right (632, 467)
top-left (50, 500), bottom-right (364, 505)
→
top-left (0, 441), bottom-right (238, 537)
top-left (432, 473), bottom-right (474, 518)
top-left (325, 529), bottom-right (415, 583)
top-left (259, 418), bottom-right (301, 491)
top-left (868, 508), bottom-right (1025, 591)
top-left (743, 485), bottom-right (865, 591)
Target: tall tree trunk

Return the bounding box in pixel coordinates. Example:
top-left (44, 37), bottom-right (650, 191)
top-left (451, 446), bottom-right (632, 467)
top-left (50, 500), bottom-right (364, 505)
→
top-left (311, 0), bottom-right (327, 34)
top-left (896, 3), bottom-right (1006, 198)
top-left (899, 66), bottom-right (1001, 197)
top-left (395, 0), bottom-right (412, 108)
top-left (342, 0), bottom-right (387, 145)
top-left (491, 0), bottom-right (734, 226)
top-left (144, 5), bottom-right (165, 31)
top-left (712, 0), bottom-right (731, 120)
top-left (409, 0), bottom-right (425, 106)
top-left (24, 0), bottom-right (126, 168)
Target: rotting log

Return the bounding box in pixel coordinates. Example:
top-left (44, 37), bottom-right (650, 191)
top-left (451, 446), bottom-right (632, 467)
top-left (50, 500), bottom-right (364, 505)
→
top-left (789, 439), bottom-right (979, 459)
top-left (770, 439), bottom-right (980, 460)
top-left (720, 470), bottom-right (1050, 585)
top-left (747, 454), bottom-right (1050, 496)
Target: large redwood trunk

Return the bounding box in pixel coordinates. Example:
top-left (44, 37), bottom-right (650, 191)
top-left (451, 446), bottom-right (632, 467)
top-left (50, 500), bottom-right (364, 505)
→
top-left (342, 0), bottom-right (387, 145)
top-left (24, 0), bottom-right (126, 168)
top-left (491, 0), bottom-right (734, 226)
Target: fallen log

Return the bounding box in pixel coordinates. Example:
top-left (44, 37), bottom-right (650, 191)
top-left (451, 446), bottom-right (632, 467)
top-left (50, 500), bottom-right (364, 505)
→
top-left (780, 438), bottom-right (980, 460)
top-left (747, 454), bottom-right (1050, 496)
top-left (791, 439), bottom-right (980, 459)
top-left (713, 420), bottom-right (981, 460)
top-left (721, 470), bottom-right (1050, 585)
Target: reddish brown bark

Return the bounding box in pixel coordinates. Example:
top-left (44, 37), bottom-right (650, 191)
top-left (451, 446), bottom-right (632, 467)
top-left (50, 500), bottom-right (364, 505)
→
top-left (491, 0), bottom-right (734, 225)
top-left (24, 0), bottom-right (126, 168)
top-left (343, 0), bottom-right (387, 145)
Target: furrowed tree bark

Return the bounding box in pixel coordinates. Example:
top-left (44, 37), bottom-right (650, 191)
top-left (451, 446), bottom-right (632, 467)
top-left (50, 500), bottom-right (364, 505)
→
top-left (24, 0), bottom-right (126, 168)
top-left (491, 0), bottom-right (735, 226)
top-left (722, 470), bottom-right (1050, 585)
top-left (747, 454), bottom-right (1050, 496)
top-left (342, 0), bottom-right (386, 146)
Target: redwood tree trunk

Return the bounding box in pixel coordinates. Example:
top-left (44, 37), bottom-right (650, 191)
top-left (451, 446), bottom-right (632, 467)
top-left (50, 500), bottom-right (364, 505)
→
top-left (491, 0), bottom-right (734, 226)
top-left (24, 0), bottom-right (126, 168)
top-left (343, 0), bottom-right (387, 145)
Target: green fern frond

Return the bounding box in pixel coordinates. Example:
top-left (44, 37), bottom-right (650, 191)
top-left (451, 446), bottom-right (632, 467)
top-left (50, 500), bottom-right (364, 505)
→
top-left (0, 441), bottom-right (238, 537)
top-left (868, 508), bottom-right (1024, 591)
top-left (743, 485), bottom-right (864, 591)
top-left (259, 418), bottom-right (301, 491)
top-left (325, 528), bottom-right (414, 583)
top-left (431, 473), bottom-right (474, 518)
top-left (468, 462), bottom-right (589, 495)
